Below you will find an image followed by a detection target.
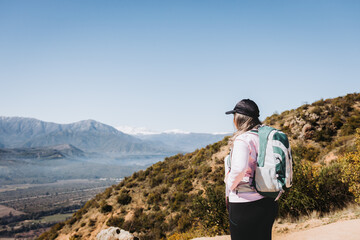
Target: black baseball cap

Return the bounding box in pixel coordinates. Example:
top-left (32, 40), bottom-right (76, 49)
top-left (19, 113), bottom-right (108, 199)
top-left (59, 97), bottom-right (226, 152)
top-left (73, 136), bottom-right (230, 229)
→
top-left (225, 99), bottom-right (260, 118)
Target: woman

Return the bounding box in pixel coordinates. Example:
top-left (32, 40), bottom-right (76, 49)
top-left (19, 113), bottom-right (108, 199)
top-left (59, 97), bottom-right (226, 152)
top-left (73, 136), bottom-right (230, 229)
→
top-left (225, 99), bottom-right (278, 240)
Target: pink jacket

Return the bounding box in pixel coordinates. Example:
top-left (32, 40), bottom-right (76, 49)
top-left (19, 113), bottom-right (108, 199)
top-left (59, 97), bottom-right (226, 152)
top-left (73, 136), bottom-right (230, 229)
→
top-left (225, 131), bottom-right (264, 203)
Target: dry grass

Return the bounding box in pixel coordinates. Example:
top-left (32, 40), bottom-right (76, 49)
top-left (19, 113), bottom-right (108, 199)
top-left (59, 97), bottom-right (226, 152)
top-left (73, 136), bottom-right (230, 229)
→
top-left (273, 203), bottom-right (360, 236)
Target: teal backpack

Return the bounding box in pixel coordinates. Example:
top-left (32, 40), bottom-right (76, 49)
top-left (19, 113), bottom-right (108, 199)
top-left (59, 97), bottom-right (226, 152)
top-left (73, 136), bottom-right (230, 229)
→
top-left (254, 126), bottom-right (293, 199)
top-left (226, 126), bottom-right (293, 200)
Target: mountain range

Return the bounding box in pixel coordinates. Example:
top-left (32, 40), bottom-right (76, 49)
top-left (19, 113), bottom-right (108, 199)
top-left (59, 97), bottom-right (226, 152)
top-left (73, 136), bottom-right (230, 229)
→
top-left (0, 117), bottom-right (229, 184)
top-left (0, 117), bottom-right (228, 157)
top-left (0, 117), bottom-right (173, 156)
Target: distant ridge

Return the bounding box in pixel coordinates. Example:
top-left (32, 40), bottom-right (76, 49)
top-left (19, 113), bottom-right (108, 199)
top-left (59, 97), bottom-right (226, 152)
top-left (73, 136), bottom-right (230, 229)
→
top-left (116, 126), bottom-right (230, 152)
top-left (0, 117), bottom-right (174, 156)
top-left (0, 144), bottom-right (85, 160)
top-left (0, 117), bottom-right (228, 155)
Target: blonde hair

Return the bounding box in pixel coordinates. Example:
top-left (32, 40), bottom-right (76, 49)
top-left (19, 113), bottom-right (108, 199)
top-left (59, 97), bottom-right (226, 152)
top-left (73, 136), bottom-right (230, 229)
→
top-left (229, 113), bottom-right (261, 147)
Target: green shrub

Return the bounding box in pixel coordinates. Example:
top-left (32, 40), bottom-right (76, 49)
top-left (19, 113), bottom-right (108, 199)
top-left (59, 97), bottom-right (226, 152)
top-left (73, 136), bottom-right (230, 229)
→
top-left (340, 114), bottom-right (360, 136)
top-left (332, 113), bottom-right (343, 129)
top-left (100, 203), bottom-right (113, 213)
top-left (67, 217), bottom-right (77, 226)
top-left (153, 205), bottom-right (160, 211)
top-left (292, 144), bottom-right (320, 162)
top-left (160, 186), bottom-right (169, 194)
top-left (169, 192), bottom-right (187, 211)
top-left (199, 164), bottom-right (212, 177)
top-left (177, 214), bottom-right (192, 232)
top-left (137, 170), bottom-right (146, 181)
top-left (37, 222), bottom-right (64, 240)
top-left (147, 192), bottom-right (162, 204)
top-left (150, 173), bottom-right (164, 187)
top-left (103, 187), bottom-right (113, 199)
top-left (313, 98), bottom-right (325, 106)
top-left (88, 218), bottom-right (96, 227)
top-left (117, 192), bottom-right (132, 205)
top-left (313, 127), bottom-right (336, 142)
top-left (106, 216), bottom-right (125, 228)
top-left (69, 234), bottom-right (81, 240)
top-left (279, 159), bottom-right (354, 218)
top-left (281, 125), bottom-right (292, 136)
top-left (71, 233), bottom-right (83, 240)
top-left (125, 180), bottom-right (138, 188)
top-left (310, 106), bottom-right (322, 115)
top-left (192, 185), bottom-right (229, 235)
top-left (210, 166), bottom-right (224, 183)
top-left (37, 232), bottom-right (58, 240)
top-left (315, 162), bottom-right (353, 211)
top-left (177, 179), bottom-right (193, 192)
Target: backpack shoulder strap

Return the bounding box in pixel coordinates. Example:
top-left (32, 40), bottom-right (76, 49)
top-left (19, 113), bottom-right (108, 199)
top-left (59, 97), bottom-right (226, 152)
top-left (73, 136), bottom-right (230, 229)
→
top-left (257, 125), bottom-right (276, 167)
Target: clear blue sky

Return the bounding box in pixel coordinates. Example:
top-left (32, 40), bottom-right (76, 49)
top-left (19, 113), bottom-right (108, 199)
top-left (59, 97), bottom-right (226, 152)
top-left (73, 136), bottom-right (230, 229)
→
top-left (0, 0), bottom-right (359, 133)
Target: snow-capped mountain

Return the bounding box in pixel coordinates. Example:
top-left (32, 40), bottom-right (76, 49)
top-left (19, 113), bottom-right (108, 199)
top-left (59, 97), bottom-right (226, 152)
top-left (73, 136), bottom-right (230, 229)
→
top-left (116, 126), bottom-right (160, 135)
top-left (116, 126), bottom-right (230, 152)
top-left (116, 126), bottom-right (191, 135)
top-left (162, 129), bottom-right (191, 134)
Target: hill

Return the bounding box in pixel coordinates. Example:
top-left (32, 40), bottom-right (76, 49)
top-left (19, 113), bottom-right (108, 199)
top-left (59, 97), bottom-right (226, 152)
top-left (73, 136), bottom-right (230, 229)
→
top-left (263, 93), bottom-right (360, 163)
top-left (38, 93), bottom-right (360, 240)
top-left (0, 144), bottom-right (85, 160)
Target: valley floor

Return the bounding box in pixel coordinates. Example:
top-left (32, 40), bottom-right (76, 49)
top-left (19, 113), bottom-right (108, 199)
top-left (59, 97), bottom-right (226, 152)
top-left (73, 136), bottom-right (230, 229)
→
top-left (0, 179), bottom-right (119, 239)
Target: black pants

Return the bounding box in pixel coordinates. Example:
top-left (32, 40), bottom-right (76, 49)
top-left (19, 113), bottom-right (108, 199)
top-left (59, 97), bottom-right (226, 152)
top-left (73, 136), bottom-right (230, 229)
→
top-left (229, 198), bottom-right (278, 240)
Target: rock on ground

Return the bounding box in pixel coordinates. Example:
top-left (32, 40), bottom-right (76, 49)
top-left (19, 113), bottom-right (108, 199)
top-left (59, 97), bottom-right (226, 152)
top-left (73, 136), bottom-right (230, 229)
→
top-left (96, 227), bottom-right (135, 240)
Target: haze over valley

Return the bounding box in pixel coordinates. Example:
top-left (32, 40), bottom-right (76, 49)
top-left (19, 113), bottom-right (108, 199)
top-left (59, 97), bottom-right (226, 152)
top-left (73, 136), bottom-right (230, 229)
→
top-left (0, 116), bottom-right (228, 184)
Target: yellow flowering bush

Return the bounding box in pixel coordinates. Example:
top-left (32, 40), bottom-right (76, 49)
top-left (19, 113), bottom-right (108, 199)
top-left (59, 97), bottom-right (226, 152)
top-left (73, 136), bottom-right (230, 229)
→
top-left (338, 128), bottom-right (360, 202)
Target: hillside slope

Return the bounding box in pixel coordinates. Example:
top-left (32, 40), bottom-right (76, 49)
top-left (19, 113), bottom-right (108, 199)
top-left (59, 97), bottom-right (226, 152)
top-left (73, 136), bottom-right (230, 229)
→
top-left (39, 137), bottom-right (230, 240)
top-left (263, 93), bottom-right (360, 163)
top-left (38, 93), bottom-right (360, 240)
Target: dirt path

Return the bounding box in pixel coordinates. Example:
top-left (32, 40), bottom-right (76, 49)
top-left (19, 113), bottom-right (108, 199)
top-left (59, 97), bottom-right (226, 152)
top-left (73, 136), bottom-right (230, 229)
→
top-left (274, 218), bottom-right (360, 240)
top-left (192, 218), bottom-right (360, 240)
